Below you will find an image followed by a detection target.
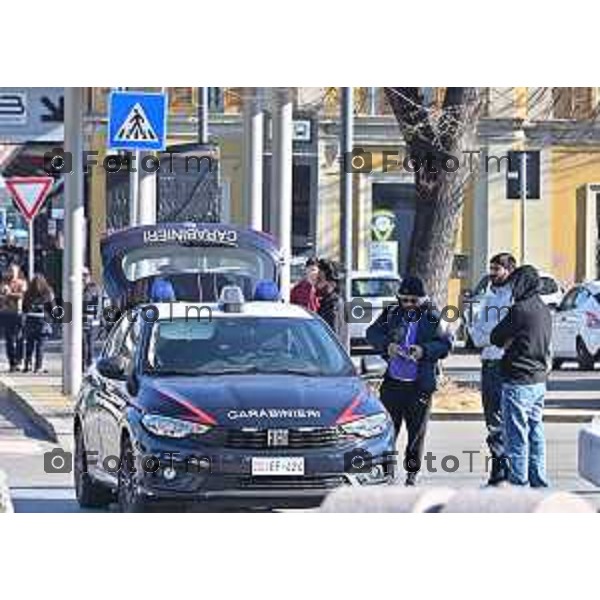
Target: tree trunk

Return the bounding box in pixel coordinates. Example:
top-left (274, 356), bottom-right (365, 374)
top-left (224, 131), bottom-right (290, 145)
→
top-left (384, 87), bottom-right (481, 308)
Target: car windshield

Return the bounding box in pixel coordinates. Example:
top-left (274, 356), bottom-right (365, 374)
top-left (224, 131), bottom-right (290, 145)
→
top-left (352, 278), bottom-right (399, 298)
top-left (145, 316), bottom-right (354, 377)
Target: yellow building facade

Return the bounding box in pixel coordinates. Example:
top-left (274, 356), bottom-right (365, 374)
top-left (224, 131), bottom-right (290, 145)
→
top-left (83, 87), bottom-right (600, 306)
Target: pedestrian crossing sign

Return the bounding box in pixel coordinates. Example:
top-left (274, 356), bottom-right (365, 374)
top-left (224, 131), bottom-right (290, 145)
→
top-left (108, 91), bottom-right (167, 151)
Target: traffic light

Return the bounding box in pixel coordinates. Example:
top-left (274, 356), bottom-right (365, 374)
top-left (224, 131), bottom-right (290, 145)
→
top-left (506, 150), bottom-right (541, 199)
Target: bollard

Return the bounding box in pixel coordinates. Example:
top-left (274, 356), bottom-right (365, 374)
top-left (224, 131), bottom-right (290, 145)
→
top-left (320, 486), bottom-right (457, 513)
top-left (440, 488), bottom-right (595, 513)
top-left (578, 419), bottom-right (600, 486)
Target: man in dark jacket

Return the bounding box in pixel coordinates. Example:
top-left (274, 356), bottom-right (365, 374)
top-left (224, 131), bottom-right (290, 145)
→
top-left (366, 276), bottom-right (452, 486)
top-left (490, 265), bottom-right (552, 487)
top-left (316, 259), bottom-right (348, 348)
top-left (470, 252), bottom-right (516, 485)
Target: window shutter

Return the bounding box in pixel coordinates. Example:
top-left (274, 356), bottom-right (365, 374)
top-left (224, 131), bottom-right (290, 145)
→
top-left (553, 87), bottom-right (573, 119)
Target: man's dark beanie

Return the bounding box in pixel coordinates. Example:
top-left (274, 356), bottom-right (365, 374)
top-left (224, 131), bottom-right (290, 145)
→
top-left (398, 276), bottom-right (426, 298)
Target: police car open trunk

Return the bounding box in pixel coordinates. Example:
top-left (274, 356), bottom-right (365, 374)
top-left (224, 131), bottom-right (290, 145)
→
top-left (101, 223), bottom-right (283, 307)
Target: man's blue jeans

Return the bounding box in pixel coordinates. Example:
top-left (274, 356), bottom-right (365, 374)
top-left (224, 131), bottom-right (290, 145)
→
top-left (501, 382), bottom-right (549, 487)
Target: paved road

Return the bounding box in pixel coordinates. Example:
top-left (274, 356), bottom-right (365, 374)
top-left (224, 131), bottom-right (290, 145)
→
top-left (1, 387), bottom-right (598, 512)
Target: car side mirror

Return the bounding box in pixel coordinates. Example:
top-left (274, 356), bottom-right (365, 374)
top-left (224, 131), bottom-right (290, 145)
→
top-left (96, 356), bottom-right (127, 380)
top-left (361, 355), bottom-right (387, 379)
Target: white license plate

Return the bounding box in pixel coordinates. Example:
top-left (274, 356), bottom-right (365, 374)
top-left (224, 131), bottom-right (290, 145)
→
top-left (251, 457), bottom-right (305, 476)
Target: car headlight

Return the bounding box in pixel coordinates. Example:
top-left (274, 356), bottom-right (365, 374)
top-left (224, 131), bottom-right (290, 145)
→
top-left (141, 414), bottom-right (213, 439)
top-left (339, 413), bottom-right (389, 438)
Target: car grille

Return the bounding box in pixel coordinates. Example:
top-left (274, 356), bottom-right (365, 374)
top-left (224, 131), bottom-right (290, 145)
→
top-left (237, 475), bottom-right (348, 490)
top-left (225, 427), bottom-right (350, 449)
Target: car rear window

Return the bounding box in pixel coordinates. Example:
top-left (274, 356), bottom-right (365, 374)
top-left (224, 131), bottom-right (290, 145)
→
top-left (352, 278), bottom-right (400, 298)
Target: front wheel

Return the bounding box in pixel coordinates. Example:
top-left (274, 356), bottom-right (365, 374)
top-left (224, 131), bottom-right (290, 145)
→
top-left (576, 338), bottom-right (595, 371)
top-left (117, 437), bottom-right (147, 513)
top-left (74, 426), bottom-right (113, 509)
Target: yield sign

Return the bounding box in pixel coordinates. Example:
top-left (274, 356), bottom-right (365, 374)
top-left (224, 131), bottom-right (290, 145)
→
top-left (5, 176), bottom-right (53, 221)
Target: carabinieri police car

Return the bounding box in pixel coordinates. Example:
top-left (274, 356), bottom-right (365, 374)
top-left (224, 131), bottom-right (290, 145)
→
top-left (73, 288), bottom-right (395, 511)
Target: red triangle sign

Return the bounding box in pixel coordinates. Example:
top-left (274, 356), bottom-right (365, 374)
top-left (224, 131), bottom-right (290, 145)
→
top-left (5, 177), bottom-right (53, 222)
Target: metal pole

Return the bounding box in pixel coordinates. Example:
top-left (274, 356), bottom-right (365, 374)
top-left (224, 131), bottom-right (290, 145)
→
top-left (340, 87), bottom-right (353, 349)
top-left (271, 88), bottom-right (293, 301)
top-left (520, 150), bottom-right (528, 264)
top-left (28, 220), bottom-right (34, 278)
top-left (136, 87), bottom-right (165, 227)
top-left (368, 87), bottom-right (378, 116)
top-left (63, 87), bottom-right (84, 396)
top-left (243, 88), bottom-right (264, 230)
top-left (129, 149), bottom-right (140, 226)
top-left (137, 153), bottom-right (157, 226)
top-left (198, 87), bottom-right (209, 145)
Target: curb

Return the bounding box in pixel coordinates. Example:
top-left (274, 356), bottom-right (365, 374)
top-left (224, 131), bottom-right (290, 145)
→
top-left (0, 470), bottom-right (14, 513)
top-left (0, 379), bottom-right (60, 444)
top-left (431, 411), bottom-right (598, 423)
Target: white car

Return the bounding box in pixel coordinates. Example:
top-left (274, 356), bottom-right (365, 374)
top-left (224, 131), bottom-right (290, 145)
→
top-left (552, 281), bottom-right (600, 370)
top-left (348, 271), bottom-right (401, 352)
top-left (463, 270), bottom-right (564, 348)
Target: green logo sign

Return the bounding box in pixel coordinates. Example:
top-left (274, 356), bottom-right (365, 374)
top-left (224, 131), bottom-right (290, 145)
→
top-left (371, 210), bottom-right (396, 242)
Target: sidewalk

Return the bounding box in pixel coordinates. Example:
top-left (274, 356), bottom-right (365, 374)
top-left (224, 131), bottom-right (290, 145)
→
top-left (1, 351), bottom-right (599, 437)
top-left (0, 352), bottom-right (72, 443)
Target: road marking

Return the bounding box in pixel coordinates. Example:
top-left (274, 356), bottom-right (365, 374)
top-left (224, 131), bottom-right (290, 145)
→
top-left (0, 439), bottom-right (46, 455)
top-left (10, 487), bottom-right (75, 500)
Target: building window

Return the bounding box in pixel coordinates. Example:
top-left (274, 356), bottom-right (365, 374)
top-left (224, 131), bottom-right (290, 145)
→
top-left (223, 88), bottom-right (243, 113)
top-left (168, 87), bottom-right (194, 113)
top-left (208, 88), bottom-right (224, 112)
top-left (553, 87), bottom-right (595, 119)
top-left (92, 88), bottom-right (111, 115)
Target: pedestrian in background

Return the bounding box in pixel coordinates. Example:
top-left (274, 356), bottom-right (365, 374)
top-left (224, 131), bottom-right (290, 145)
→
top-left (491, 265), bottom-right (552, 487)
top-left (470, 252), bottom-right (516, 485)
top-left (83, 267), bottom-right (101, 369)
top-left (316, 258), bottom-right (347, 346)
top-left (1, 233), bottom-right (25, 274)
top-left (150, 277), bottom-right (176, 303)
top-left (290, 257), bottom-right (320, 312)
top-left (366, 276), bottom-right (452, 486)
top-left (22, 274), bottom-right (54, 374)
top-left (0, 264), bottom-right (28, 372)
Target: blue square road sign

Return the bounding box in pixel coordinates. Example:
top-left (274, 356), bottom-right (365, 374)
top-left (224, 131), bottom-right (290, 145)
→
top-left (108, 91), bottom-right (167, 151)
